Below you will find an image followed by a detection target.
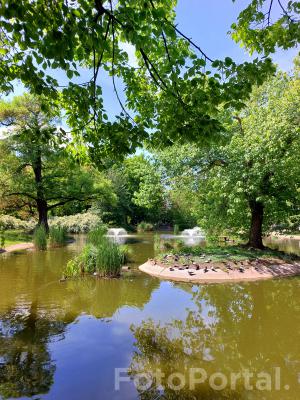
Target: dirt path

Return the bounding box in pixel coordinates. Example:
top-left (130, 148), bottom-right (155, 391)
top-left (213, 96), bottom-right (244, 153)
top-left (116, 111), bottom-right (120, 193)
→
top-left (0, 242), bottom-right (34, 254)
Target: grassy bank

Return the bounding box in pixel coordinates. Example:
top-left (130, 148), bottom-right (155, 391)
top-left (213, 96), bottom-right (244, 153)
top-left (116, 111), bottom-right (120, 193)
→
top-left (2, 230), bottom-right (32, 247)
top-left (157, 245), bottom-right (300, 264)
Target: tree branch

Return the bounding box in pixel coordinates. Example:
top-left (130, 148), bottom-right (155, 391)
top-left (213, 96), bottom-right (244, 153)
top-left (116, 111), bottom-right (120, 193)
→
top-left (6, 192), bottom-right (37, 201)
top-left (47, 196), bottom-right (96, 210)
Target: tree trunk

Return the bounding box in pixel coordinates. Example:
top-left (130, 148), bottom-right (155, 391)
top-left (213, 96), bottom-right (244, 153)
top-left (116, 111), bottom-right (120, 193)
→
top-left (248, 200), bottom-right (264, 249)
top-left (33, 149), bottom-right (49, 232)
top-left (36, 198), bottom-right (49, 232)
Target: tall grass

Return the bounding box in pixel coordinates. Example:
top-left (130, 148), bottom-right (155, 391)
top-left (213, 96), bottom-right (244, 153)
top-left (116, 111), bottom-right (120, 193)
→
top-left (33, 225), bottom-right (47, 250)
top-left (0, 228), bottom-right (5, 249)
top-left (49, 226), bottom-right (67, 247)
top-left (87, 225), bottom-right (108, 246)
top-left (173, 224), bottom-right (180, 235)
top-left (64, 227), bottom-right (124, 278)
top-left (154, 233), bottom-right (161, 254)
top-left (154, 233), bottom-right (184, 254)
top-left (119, 244), bottom-right (133, 263)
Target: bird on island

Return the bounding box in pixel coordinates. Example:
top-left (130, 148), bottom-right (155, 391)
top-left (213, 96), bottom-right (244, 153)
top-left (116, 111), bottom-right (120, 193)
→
top-left (169, 267), bottom-right (174, 271)
top-left (239, 267), bottom-right (245, 273)
top-left (188, 271), bottom-right (195, 276)
top-left (179, 267), bottom-right (184, 270)
top-left (211, 267), bottom-right (217, 272)
top-left (204, 266), bottom-right (209, 273)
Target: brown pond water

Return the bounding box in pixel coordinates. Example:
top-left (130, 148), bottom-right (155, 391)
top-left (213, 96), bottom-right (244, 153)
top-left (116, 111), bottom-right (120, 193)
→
top-left (0, 233), bottom-right (300, 399)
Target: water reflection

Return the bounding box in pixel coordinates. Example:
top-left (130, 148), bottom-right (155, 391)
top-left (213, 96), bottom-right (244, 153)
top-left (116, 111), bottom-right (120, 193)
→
top-left (264, 235), bottom-right (300, 256)
top-left (0, 234), bottom-right (300, 399)
top-left (0, 303), bottom-right (66, 399)
top-left (129, 279), bottom-right (300, 399)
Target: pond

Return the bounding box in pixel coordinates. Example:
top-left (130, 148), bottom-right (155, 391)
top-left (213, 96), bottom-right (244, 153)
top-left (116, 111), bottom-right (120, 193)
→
top-left (0, 233), bottom-right (300, 399)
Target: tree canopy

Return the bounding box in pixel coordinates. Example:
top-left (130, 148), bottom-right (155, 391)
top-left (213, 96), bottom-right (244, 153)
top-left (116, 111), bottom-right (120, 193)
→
top-left (155, 65), bottom-right (300, 247)
top-left (0, 95), bottom-right (113, 229)
top-left (1, 1), bottom-right (299, 157)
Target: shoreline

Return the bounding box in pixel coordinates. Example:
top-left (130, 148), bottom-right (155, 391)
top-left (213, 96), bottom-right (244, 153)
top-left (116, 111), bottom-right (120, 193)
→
top-left (267, 233), bottom-right (300, 241)
top-left (0, 242), bottom-right (34, 254)
top-left (139, 260), bottom-right (300, 283)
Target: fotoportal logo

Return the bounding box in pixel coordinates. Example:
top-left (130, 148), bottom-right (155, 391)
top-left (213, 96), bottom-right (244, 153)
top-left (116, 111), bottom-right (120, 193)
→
top-left (115, 367), bottom-right (290, 392)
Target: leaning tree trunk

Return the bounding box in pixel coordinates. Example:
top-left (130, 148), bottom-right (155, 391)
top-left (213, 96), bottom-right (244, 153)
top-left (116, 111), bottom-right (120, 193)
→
top-left (248, 200), bottom-right (264, 249)
top-left (33, 149), bottom-right (49, 232)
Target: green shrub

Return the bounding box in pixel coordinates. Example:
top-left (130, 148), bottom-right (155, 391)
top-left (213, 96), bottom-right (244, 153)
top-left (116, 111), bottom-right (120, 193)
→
top-left (137, 221), bottom-right (154, 233)
top-left (49, 226), bottom-right (67, 247)
top-left (33, 225), bottom-right (47, 250)
top-left (64, 228), bottom-right (124, 278)
top-left (0, 215), bottom-right (35, 231)
top-left (49, 212), bottom-right (102, 233)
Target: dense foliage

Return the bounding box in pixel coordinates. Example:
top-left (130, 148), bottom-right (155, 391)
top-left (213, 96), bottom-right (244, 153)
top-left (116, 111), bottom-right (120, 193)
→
top-left (152, 67), bottom-right (300, 247)
top-left (0, 95), bottom-right (114, 230)
top-left (0, 3), bottom-right (299, 248)
top-left (94, 155), bottom-right (166, 226)
top-left (196, 68), bottom-right (300, 247)
top-left (49, 212), bottom-right (102, 233)
top-left (1, 1), bottom-right (298, 157)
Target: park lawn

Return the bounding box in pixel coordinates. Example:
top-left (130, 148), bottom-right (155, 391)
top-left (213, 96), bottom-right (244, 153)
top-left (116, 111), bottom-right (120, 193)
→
top-left (3, 230), bottom-right (33, 247)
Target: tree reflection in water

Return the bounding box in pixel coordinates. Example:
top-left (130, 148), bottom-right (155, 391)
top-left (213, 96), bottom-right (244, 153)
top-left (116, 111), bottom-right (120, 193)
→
top-left (0, 302), bottom-right (66, 399)
top-left (129, 280), bottom-right (300, 399)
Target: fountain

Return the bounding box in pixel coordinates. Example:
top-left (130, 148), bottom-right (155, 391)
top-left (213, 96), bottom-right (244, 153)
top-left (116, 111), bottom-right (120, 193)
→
top-left (106, 228), bottom-right (128, 244)
top-left (107, 228), bottom-right (128, 236)
top-left (160, 226), bottom-right (205, 247)
top-left (181, 227), bottom-right (205, 238)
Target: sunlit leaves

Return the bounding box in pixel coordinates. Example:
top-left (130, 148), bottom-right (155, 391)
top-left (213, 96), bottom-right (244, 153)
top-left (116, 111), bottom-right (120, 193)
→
top-left (231, 0), bottom-right (300, 55)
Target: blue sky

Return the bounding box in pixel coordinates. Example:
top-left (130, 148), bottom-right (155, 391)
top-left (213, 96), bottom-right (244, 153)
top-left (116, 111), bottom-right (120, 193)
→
top-left (8, 0), bottom-right (299, 120)
top-left (176, 0), bottom-right (298, 68)
top-left (105, 0), bottom-right (298, 117)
